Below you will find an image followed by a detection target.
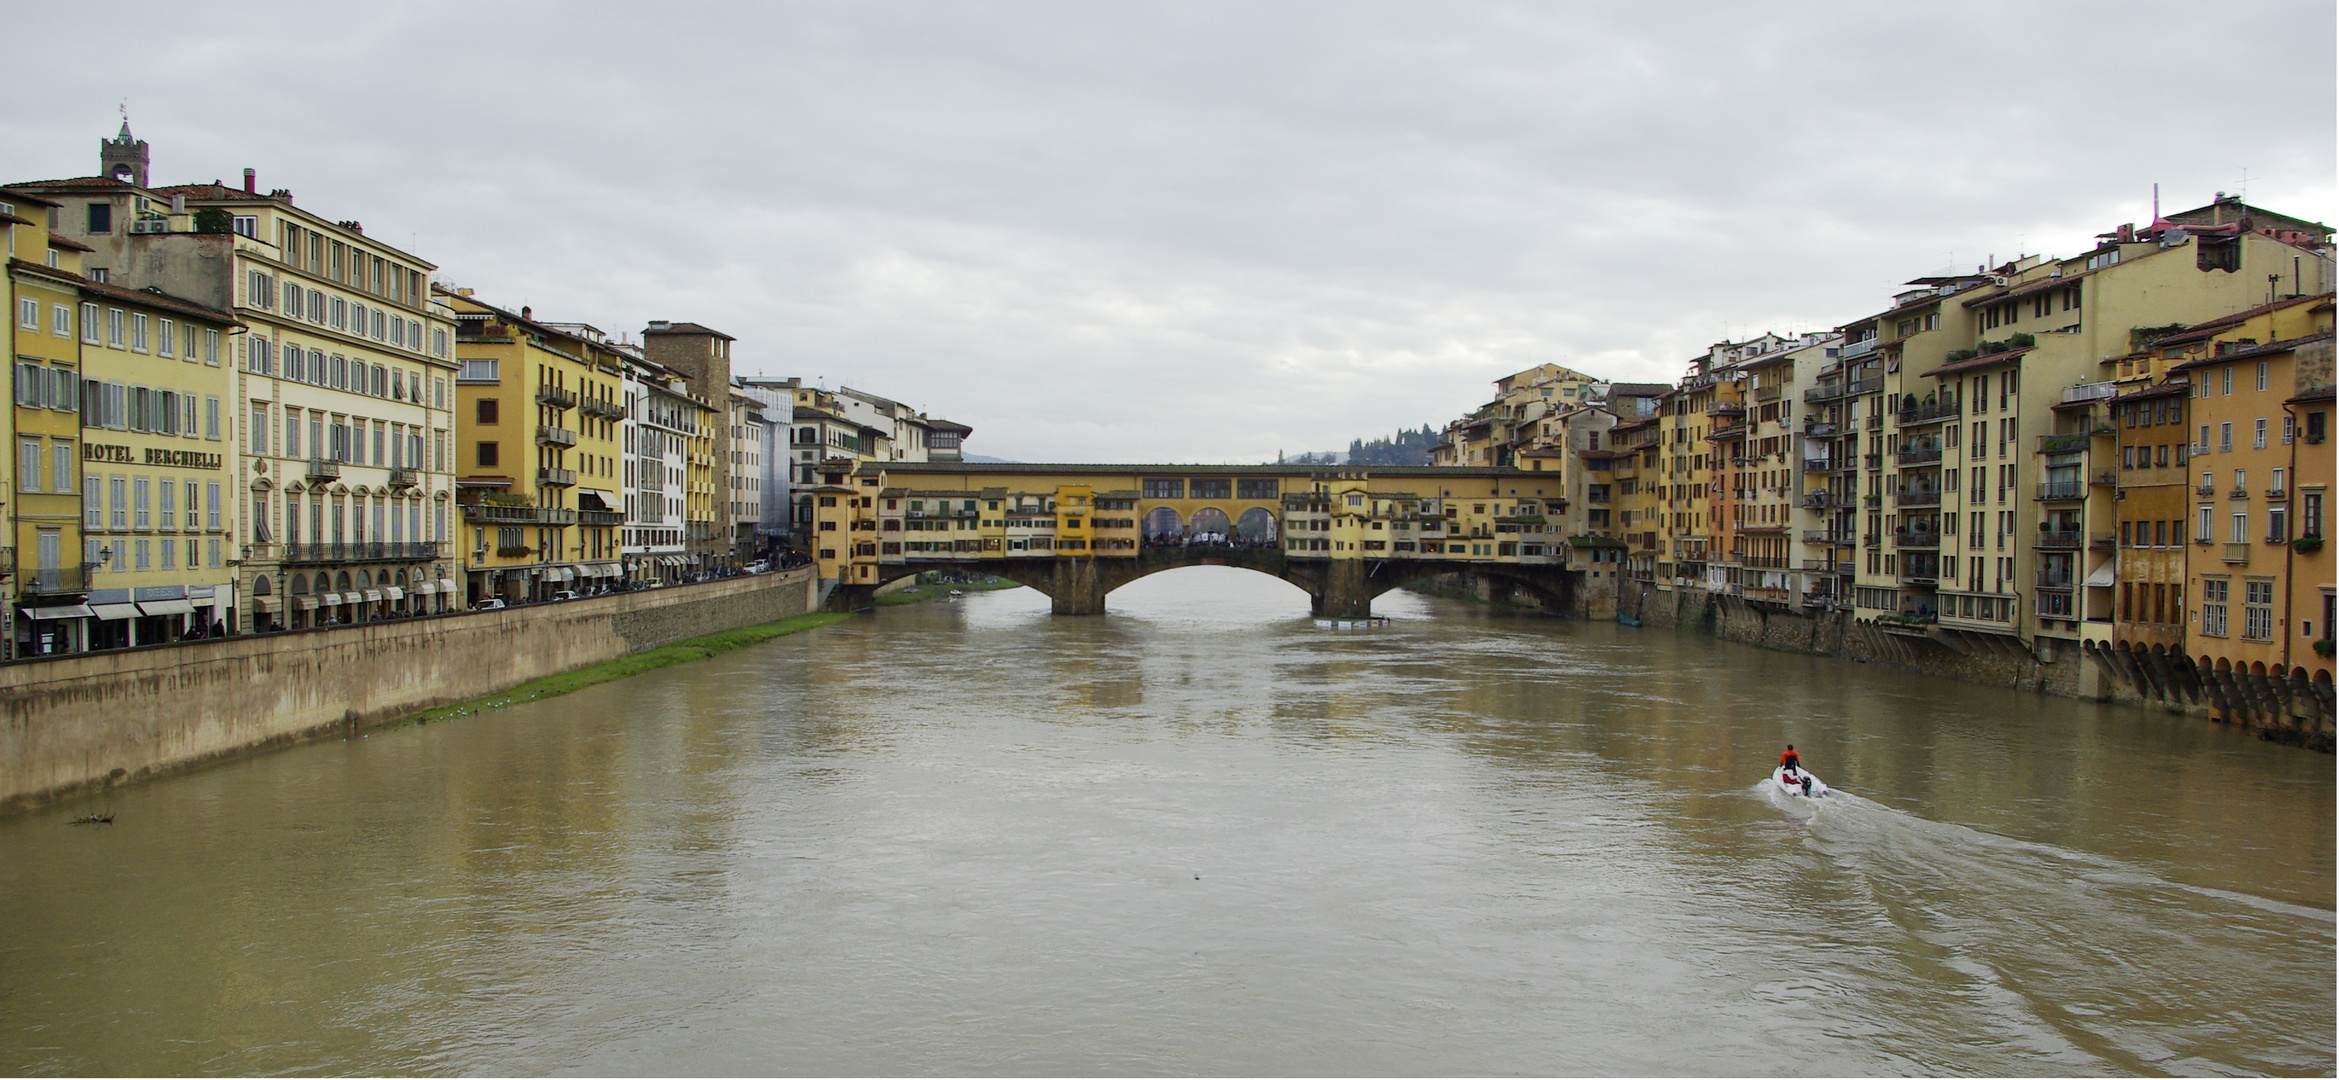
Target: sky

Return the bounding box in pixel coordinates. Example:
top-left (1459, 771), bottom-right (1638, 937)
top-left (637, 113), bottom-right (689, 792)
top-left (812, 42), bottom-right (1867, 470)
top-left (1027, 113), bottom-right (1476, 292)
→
top-left (7, 1), bottom-right (2333, 463)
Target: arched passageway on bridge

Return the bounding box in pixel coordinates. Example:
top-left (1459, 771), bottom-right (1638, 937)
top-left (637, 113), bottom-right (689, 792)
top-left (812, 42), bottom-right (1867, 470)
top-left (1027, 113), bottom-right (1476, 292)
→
top-left (1190, 508), bottom-right (1232, 540)
top-left (1143, 507), bottom-right (1185, 540)
top-left (1233, 507), bottom-right (1277, 543)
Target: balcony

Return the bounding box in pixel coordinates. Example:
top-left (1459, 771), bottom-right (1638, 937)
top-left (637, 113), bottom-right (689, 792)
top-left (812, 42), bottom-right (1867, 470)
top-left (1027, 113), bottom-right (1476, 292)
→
top-left (538, 466), bottom-right (577, 487)
top-left (387, 467), bottom-right (422, 490)
top-left (536, 385), bottom-right (579, 410)
top-left (307, 457), bottom-right (342, 481)
top-left (1802, 530), bottom-right (1852, 546)
top-left (1848, 375), bottom-right (1884, 395)
top-left (2036, 530), bottom-right (2082, 549)
top-left (1804, 421), bottom-right (1839, 438)
top-left (280, 542), bottom-right (445, 564)
top-left (1754, 384), bottom-right (1782, 401)
top-left (1841, 339), bottom-right (1879, 361)
top-left (2090, 470), bottom-right (2118, 487)
top-left (1863, 453), bottom-right (1882, 469)
top-left (462, 502), bottom-right (578, 526)
top-left (2196, 483), bottom-right (2218, 496)
top-left (2223, 542), bottom-right (2251, 565)
top-left (1709, 421), bottom-right (1746, 440)
top-left (2036, 481), bottom-right (2087, 501)
top-left (1799, 493), bottom-right (1846, 510)
top-left (537, 426), bottom-right (578, 447)
top-left (579, 397), bottom-right (625, 420)
top-left (1804, 385), bottom-right (1847, 404)
top-left (1707, 402), bottom-right (1746, 417)
top-left (2267, 486), bottom-right (2288, 500)
top-left (579, 509), bottom-right (623, 526)
top-left (1893, 530), bottom-right (1940, 549)
top-left (2038, 432), bottom-right (2099, 454)
top-left (1896, 445), bottom-right (1943, 465)
top-left (2060, 381), bottom-right (2117, 406)
top-left (1894, 489), bottom-right (1941, 508)
top-left (1800, 456), bottom-right (1833, 473)
top-left (1897, 397), bottom-right (1961, 424)
top-left (23, 565), bottom-right (87, 595)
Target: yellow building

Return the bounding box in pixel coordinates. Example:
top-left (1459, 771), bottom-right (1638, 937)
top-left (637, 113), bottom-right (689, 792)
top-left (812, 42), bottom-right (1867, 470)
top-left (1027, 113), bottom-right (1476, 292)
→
top-left (2164, 293), bottom-right (2334, 684)
top-left (70, 278), bottom-right (240, 649)
top-left (7, 192), bottom-right (89, 655)
top-left (447, 295), bottom-right (627, 604)
top-left (4, 190), bottom-right (238, 654)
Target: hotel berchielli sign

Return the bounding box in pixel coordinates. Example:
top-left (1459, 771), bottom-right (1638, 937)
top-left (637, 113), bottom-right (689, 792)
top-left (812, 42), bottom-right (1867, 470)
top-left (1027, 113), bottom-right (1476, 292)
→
top-left (83, 444), bottom-right (224, 471)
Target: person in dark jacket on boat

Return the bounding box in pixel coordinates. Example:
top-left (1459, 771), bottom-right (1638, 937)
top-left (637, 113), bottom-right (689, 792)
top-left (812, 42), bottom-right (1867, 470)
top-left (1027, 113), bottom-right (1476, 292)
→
top-left (1779, 745), bottom-right (1801, 772)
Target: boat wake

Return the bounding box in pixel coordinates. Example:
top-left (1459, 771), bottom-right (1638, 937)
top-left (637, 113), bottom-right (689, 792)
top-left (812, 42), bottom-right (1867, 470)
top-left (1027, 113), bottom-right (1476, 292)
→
top-left (1745, 783), bottom-right (2334, 1074)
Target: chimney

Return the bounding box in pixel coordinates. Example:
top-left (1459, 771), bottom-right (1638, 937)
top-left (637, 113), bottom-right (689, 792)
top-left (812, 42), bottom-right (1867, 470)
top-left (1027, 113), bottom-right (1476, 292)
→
top-left (242, 168), bottom-right (255, 193)
top-left (520, 306), bottom-right (532, 320)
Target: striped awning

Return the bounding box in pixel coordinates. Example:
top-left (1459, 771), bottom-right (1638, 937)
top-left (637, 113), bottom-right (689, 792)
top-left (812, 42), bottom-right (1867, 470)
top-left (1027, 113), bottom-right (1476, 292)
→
top-left (383, 586), bottom-right (405, 600)
top-left (318, 593), bottom-right (343, 606)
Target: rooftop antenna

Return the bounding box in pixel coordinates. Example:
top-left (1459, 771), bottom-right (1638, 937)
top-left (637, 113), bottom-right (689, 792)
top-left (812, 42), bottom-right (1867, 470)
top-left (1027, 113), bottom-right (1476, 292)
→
top-left (2152, 183), bottom-right (2160, 222)
top-left (2236, 166), bottom-right (2253, 202)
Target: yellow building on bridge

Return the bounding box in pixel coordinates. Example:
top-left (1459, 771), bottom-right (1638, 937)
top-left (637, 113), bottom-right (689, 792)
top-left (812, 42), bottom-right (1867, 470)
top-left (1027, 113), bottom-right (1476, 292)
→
top-left (809, 462), bottom-right (1598, 615)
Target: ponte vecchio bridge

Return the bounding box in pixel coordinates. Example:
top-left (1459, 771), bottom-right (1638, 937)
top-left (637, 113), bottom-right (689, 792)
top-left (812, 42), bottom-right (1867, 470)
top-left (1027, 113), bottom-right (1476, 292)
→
top-left (808, 463), bottom-right (1620, 616)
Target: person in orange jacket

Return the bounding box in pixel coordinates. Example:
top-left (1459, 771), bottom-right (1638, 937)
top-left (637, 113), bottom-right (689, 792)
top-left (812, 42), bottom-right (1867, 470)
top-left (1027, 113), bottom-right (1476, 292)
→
top-left (1779, 745), bottom-right (1801, 773)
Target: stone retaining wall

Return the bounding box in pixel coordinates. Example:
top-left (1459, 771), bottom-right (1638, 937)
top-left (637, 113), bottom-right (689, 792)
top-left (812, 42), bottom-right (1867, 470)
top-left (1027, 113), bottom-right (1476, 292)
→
top-left (0, 569), bottom-right (817, 812)
top-left (1616, 579), bottom-right (2332, 747)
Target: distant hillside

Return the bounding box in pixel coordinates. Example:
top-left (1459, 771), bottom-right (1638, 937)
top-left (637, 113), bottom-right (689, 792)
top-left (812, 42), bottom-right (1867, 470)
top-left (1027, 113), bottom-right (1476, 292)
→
top-left (962, 453), bottom-right (1017, 464)
top-left (1345, 425), bottom-right (1441, 466)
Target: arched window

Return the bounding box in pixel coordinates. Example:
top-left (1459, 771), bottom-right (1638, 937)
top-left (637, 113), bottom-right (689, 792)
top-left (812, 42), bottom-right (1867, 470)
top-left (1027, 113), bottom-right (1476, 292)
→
top-left (289, 575), bottom-right (309, 596)
top-left (253, 574), bottom-right (273, 596)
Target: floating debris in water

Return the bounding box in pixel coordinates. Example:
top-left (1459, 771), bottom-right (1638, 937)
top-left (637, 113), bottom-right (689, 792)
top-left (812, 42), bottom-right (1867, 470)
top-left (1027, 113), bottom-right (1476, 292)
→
top-left (71, 814), bottom-right (114, 826)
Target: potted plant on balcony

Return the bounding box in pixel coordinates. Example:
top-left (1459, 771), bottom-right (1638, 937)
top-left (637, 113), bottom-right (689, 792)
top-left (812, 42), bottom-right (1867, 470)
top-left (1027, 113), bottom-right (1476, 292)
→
top-left (2295, 535), bottom-right (2324, 554)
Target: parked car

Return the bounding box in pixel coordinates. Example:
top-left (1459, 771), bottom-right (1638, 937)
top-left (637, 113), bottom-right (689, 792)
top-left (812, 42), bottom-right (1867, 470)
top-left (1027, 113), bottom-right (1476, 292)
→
top-left (473, 598), bottom-right (507, 611)
top-left (549, 590), bottom-right (580, 602)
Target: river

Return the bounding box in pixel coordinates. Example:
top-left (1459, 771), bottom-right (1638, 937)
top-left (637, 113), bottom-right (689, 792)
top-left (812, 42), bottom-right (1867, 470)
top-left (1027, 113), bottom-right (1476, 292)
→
top-left (0, 568), bottom-right (2330, 1075)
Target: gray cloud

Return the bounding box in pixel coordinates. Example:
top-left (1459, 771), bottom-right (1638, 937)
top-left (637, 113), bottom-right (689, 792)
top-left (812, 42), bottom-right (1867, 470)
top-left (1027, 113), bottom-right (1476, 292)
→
top-left (11, 1), bottom-right (2332, 461)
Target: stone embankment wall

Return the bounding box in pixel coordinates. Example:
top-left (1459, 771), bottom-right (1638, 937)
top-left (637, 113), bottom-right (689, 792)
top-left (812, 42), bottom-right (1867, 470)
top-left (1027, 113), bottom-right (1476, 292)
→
top-left (0, 569), bottom-right (817, 812)
top-left (1615, 579), bottom-right (2333, 747)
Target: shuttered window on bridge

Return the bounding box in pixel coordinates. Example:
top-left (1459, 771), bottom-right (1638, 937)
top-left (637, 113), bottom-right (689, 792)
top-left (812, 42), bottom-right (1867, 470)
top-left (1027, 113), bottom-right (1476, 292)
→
top-left (1142, 478), bottom-right (1183, 499)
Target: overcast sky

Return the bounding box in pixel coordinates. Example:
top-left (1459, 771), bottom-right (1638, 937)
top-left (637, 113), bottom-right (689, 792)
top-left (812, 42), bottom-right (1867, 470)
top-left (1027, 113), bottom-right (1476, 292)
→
top-left (9, 2), bottom-right (2333, 462)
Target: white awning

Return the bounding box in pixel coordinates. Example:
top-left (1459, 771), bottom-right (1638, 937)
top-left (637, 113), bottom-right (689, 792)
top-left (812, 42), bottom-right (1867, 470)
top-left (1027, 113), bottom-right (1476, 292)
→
top-left (414, 581), bottom-right (438, 595)
top-left (23, 604), bottom-right (94, 621)
top-left (318, 593), bottom-right (343, 606)
top-left (362, 589), bottom-right (383, 603)
top-left (137, 599), bottom-right (196, 617)
top-left (90, 603), bottom-right (140, 621)
top-left (384, 586), bottom-right (406, 600)
top-left (189, 593), bottom-right (216, 607)
top-left (2084, 562), bottom-right (2117, 588)
top-left (439, 578), bottom-right (458, 595)
top-left (294, 596), bottom-right (319, 610)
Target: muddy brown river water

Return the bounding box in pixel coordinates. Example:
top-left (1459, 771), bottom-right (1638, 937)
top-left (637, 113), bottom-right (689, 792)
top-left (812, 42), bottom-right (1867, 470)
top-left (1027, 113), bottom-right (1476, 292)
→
top-left (1, 568), bottom-right (2330, 1075)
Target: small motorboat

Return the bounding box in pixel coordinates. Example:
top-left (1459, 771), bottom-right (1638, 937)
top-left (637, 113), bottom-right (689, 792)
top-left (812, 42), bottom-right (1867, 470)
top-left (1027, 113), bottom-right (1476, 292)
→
top-left (1771, 766), bottom-right (1828, 798)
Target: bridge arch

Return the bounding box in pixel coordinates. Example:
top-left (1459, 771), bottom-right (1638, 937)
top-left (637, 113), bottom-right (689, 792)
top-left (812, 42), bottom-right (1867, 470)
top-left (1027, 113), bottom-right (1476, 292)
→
top-left (1189, 508), bottom-right (1232, 538)
top-left (1234, 507), bottom-right (1277, 542)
